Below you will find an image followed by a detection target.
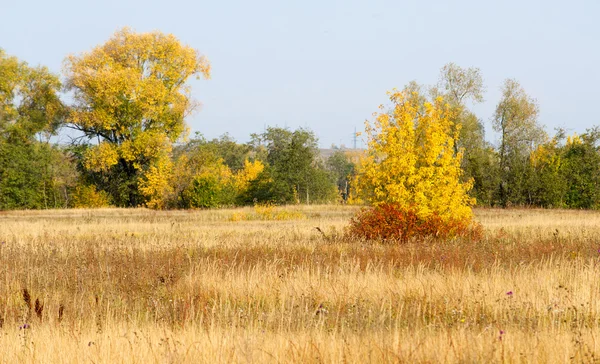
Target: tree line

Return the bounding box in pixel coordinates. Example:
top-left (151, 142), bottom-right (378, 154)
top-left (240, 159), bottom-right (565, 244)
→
top-left (0, 28), bottom-right (597, 210)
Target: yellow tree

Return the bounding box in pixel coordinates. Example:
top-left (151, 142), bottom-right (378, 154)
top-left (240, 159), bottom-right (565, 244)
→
top-left (64, 28), bottom-right (211, 207)
top-left (0, 49), bottom-right (64, 140)
top-left (355, 89), bottom-right (475, 221)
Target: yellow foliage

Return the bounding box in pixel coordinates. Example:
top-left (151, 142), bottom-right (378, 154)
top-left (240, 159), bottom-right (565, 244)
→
top-left (233, 160), bottom-right (265, 191)
top-left (65, 28), bottom-right (210, 143)
top-left (184, 158), bottom-right (264, 207)
top-left (248, 203), bottom-right (307, 221)
top-left (229, 212), bottom-right (250, 221)
top-left (139, 154), bottom-right (173, 209)
top-left (198, 160), bottom-right (233, 182)
top-left (254, 202), bottom-right (275, 220)
top-left (566, 133), bottom-right (582, 147)
top-left (64, 28), bottom-right (211, 207)
top-left (0, 49), bottom-right (64, 136)
top-left (72, 185), bottom-right (111, 208)
top-left (530, 137), bottom-right (560, 170)
top-left (272, 210), bottom-right (307, 221)
top-left (84, 142), bottom-right (119, 173)
top-left (120, 130), bottom-right (172, 169)
top-left (354, 90), bottom-right (475, 221)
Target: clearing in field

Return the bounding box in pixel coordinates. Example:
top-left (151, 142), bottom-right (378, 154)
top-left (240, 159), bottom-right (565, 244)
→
top-left (1, 206), bottom-right (600, 363)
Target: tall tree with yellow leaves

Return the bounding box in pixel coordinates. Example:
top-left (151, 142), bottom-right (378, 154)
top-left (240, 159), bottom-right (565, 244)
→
top-left (64, 28), bottom-right (211, 207)
top-left (355, 89), bottom-right (475, 222)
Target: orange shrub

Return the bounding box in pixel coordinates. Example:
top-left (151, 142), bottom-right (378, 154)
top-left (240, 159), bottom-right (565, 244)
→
top-left (347, 203), bottom-right (483, 243)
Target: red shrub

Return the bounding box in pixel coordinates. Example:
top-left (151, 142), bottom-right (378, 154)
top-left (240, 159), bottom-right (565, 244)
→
top-left (347, 203), bottom-right (483, 243)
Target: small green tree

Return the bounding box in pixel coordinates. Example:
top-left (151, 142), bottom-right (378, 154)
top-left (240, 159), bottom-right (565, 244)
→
top-left (326, 149), bottom-right (356, 201)
top-left (247, 127), bottom-right (337, 204)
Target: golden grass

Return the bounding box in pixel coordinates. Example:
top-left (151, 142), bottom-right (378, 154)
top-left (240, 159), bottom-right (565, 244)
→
top-left (1, 206), bottom-right (600, 362)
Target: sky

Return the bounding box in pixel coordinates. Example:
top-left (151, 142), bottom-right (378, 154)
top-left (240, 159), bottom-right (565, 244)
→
top-left (1, 0), bottom-right (599, 148)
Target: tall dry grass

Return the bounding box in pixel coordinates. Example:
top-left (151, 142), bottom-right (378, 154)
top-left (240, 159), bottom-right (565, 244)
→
top-left (1, 206), bottom-right (600, 362)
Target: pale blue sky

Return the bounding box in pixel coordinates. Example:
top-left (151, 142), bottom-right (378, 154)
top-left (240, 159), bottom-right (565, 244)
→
top-left (2, 0), bottom-right (598, 147)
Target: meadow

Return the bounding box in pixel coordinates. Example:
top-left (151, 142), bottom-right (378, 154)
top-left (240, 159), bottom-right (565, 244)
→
top-left (1, 205), bottom-right (600, 363)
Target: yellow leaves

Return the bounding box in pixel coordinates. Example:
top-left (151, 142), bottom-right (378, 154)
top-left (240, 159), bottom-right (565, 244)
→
top-left (233, 160), bottom-right (265, 191)
top-left (139, 155), bottom-right (173, 209)
top-left (530, 144), bottom-right (549, 167)
top-left (84, 130), bottom-right (175, 208)
top-left (84, 142), bottom-right (119, 173)
top-left (1, 50), bottom-right (64, 136)
top-left (120, 130), bottom-right (172, 168)
top-left (199, 160), bottom-right (233, 182)
top-left (193, 158), bottom-right (264, 197)
top-left (567, 133), bottom-right (582, 147)
top-left (196, 55), bottom-right (212, 80)
top-left (72, 185), bottom-right (111, 208)
top-left (153, 149), bottom-right (265, 209)
top-left (530, 134), bottom-right (567, 173)
top-left (354, 89), bottom-right (474, 222)
top-left (65, 27), bottom-right (210, 146)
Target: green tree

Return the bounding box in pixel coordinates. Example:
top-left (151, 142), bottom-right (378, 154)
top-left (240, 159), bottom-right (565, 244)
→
top-left (64, 28), bottom-right (211, 207)
top-left (561, 131), bottom-right (600, 209)
top-left (240, 164), bottom-right (292, 204)
top-left (168, 134), bottom-right (265, 208)
top-left (492, 79), bottom-right (545, 207)
top-left (245, 127), bottom-right (337, 204)
top-left (435, 63), bottom-right (486, 155)
top-left (525, 130), bottom-right (567, 207)
top-left (171, 143), bottom-right (234, 208)
top-left (326, 149), bottom-right (356, 201)
top-left (0, 49), bottom-right (72, 210)
top-left (181, 132), bottom-right (252, 172)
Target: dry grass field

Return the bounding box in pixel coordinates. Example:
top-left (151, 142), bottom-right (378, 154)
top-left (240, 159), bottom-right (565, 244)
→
top-left (2, 205), bottom-right (600, 363)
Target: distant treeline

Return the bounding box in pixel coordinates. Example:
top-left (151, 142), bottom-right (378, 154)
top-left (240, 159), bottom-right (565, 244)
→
top-left (1, 30), bottom-right (599, 210)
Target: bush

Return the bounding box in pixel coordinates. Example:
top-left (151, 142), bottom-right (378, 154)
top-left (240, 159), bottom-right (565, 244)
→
top-left (183, 175), bottom-right (222, 208)
top-left (347, 203), bottom-right (483, 243)
top-left (71, 185), bottom-right (112, 208)
top-left (227, 204), bottom-right (307, 222)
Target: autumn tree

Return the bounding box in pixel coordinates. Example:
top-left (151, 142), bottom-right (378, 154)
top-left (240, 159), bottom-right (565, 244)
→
top-left (492, 79), bottom-right (545, 207)
top-left (0, 49), bottom-right (64, 140)
top-left (169, 134), bottom-right (264, 208)
top-left (64, 28), bottom-right (211, 207)
top-left (434, 63), bottom-right (497, 204)
top-left (0, 49), bottom-right (75, 209)
top-left (354, 89), bottom-right (475, 221)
